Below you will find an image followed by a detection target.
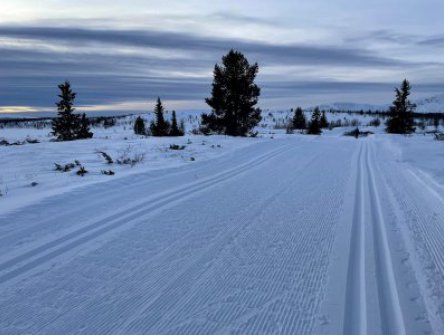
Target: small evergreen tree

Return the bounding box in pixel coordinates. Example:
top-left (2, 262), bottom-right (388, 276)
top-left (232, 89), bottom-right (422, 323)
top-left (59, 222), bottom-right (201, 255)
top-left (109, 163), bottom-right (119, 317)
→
top-left (320, 111), bottom-right (329, 128)
top-left (179, 119), bottom-right (186, 135)
top-left (52, 81), bottom-right (80, 141)
top-left (150, 97), bottom-right (170, 136)
top-left (307, 107), bottom-right (322, 135)
top-left (77, 113), bottom-right (93, 139)
top-left (434, 117), bottom-right (440, 131)
top-left (292, 107), bottom-right (307, 129)
top-left (386, 79), bottom-right (416, 134)
top-left (169, 110), bottom-right (184, 136)
top-left (202, 49), bottom-right (262, 136)
top-left (134, 116), bottom-right (146, 135)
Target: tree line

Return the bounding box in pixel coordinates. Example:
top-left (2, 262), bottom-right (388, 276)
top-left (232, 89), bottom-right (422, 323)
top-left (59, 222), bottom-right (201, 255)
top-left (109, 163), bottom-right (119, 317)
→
top-left (52, 49), bottom-right (422, 141)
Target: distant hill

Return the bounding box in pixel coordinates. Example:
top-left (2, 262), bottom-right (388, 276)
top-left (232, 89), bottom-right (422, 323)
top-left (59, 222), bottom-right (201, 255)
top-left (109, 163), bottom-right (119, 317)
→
top-left (312, 102), bottom-right (389, 112)
top-left (414, 94), bottom-right (444, 113)
top-left (310, 95), bottom-right (444, 114)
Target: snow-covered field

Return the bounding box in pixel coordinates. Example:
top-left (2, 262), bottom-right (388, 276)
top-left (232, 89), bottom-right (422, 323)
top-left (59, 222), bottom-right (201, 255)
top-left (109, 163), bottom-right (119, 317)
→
top-left (1, 115), bottom-right (444, 334)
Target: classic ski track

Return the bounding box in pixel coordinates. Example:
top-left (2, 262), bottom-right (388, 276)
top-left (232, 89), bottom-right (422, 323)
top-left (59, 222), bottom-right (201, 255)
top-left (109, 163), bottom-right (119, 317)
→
top-left (0, 138), bottom-right (317, 242)
top-left (376, 139), bottom-right (444, 332)
top-left (343, 140), bottom-right (406, 335)
top-left (343, 142), bottom-right (367, 335)
top-left (110, 146), bottom-right (345, 335)
top-left (116, 173), bottom-right (298, 334)
top-left (366, 141), bottom-right (406, 335)
top-left (0, 144), bottom-right (292, 285)
top-left (0, 141), bottom-right (279, 243)
top-left (35, 147), bottom-right (326, 335)
top-left (118, 152), bottom-right (332, 334)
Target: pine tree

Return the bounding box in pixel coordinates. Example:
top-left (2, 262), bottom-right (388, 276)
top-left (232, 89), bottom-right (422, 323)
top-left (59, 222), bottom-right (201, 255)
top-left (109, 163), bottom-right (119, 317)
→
top-left (134, 116), bottom-right (146, 135)
top-left (292, 107), bottom-right (307, 129)
top-left (52, 81), bottom-right (80, 141)
top-left (320, 111), bottom-right (329, 128)
top-left (386, 79), bottom-right (416, 134)
top-left (202, 49), bottom-right (262, 136)
top-left (150, 97), bottom-right (170, 136)
top-left (307, 107), bottom-right (322, 135)
top-left (169, 110), bottom-right (184, 136)
top-left (77, 113), bottom-right (93, 139)
top-left (179, 119), bottom-right (186, 134)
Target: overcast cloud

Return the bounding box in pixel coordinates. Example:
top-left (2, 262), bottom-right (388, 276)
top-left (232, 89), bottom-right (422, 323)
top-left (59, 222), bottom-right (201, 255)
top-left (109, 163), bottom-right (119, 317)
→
top-left (1, 0), bottom-right (443, 112)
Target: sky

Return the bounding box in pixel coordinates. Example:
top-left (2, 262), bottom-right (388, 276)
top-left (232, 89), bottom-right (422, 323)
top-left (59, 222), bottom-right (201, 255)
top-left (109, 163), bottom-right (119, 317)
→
top-left (1, 0), bottom-right (444, 114)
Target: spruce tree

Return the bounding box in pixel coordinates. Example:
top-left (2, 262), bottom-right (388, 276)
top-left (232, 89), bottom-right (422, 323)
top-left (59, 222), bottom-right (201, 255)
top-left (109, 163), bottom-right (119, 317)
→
top-left (134, 116), bottom-right (146, 135)
top-left (292, 107), bottom-right (307, 129)
top-left (202, 49), bottom-right (262, 136)
top-left (52, 81), bottom-right (80, 141)
top-left (307, 107), bottom-right (322, 135)
top-left (169, 110), bottom-right (184, 136)
top-left (150, 97), bottom-right (170, 136)
top-left (386, 79), bottom-right (416, 134)
top-left (77, 113), bottom-right (93, 139)
top-left (320, 111), bottom-right (329, 128)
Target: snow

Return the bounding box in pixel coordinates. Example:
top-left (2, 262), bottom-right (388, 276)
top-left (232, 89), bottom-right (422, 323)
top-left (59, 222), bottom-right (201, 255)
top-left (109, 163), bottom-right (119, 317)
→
top-left (1, 115), bottom-right (444, 334)
top-left (415, 94), bottom-right (444, 113)
top-left (310, 94), bottom-right (444, 114)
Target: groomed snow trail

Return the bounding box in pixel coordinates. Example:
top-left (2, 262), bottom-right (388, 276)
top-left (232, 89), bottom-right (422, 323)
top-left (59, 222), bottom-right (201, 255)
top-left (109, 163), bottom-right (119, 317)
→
top-left (0, 136), bottom-right (443, 334)
top-left (318, 138), bottom-right (439, 335)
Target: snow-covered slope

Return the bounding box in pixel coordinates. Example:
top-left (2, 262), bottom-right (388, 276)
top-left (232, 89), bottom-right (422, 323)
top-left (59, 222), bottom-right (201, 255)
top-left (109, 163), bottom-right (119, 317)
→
top-left (310, 94), bottom-right (444, 114)
top-left (1, 135), bottom-right (444, 334)
top-left (414, 94), bottom-right (444, 113)
top-left (313, 102), bottom-right (389, 112)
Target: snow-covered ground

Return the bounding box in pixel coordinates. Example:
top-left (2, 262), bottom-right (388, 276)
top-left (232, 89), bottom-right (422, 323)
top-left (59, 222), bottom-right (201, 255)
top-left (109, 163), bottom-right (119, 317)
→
top-left (1, 116), bottom-right (444, 334)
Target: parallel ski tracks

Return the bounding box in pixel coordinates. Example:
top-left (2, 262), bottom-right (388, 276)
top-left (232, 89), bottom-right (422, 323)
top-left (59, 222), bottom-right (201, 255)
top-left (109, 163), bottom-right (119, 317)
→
top-left (0, 145), bottom-right (292, 285)
top-left (343, 141), bottom-right (406, 335)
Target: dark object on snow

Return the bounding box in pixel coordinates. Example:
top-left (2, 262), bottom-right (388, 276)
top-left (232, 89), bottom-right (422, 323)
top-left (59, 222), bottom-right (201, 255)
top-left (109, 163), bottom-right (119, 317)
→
top-left (76, 166), bottom-right (88, 176)
top-left (344, 128), bottom-right (374, 138)
top-left (101, 170), bottom-right (115, 176)
top-left (52, 82), bottom-right (93, 140)
top-left (134, 116), bottom-right (146, 135)
top-left (169, 111), bottom-right (184, 136)
top-left (307, 107), bottom-right (322, 135)
top-left (52, 81), bottom-right (80, 141)
top-left (201, 49), bottom-right (261, 136)
top-left (292, 107), bottom-right (307, 130)
top-left (26, 138), bottom-right (40, 144)
top-left (150, 98), bottom-right (170, 136)
top-left (169, 144), bottom-right (186, 150)
top-left (97, 151), bottom-right (114, 164)
top-left (54, 162), bottom-right (76, 172)
top-left (386, 79), bottom-right (416, 134)
top-left (77, 113), bottom-right (93, 139)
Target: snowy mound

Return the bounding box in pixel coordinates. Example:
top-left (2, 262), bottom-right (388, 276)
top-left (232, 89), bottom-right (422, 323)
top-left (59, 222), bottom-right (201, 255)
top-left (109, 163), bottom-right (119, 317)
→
top-left (414, 94), bottom-right (444, 113)
top-left (314, 102), bottom-right (389, 112)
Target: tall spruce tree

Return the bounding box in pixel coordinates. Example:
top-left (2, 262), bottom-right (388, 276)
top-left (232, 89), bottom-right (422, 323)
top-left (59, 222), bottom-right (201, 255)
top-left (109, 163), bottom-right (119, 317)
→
top-left (169, 111), bottom-right (184, 136)
top-left (150, 97), bottom-right (170, 136)
top-left (293, 107), bottom-right (307, 129)
top-left (52, 81), bottom-right (80, 141)
top-left (134, 116), bottom-right (146, 135)
top-left (320, 111), bottom-right (329, 128)
top-left (386, 79), bottom-right (416, 134)
top-left (307, 107), bottom-right (322, 135)
top-left (202, 49), bottom-right (262, 136)
top-left (77, 113), bottom-right (93, 139)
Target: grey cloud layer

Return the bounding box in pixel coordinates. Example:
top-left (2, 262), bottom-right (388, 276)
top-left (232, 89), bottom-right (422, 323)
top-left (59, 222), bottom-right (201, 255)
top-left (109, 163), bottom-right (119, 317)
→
top-left (0, 26), bottom-right (406, 67)
top-left (0, 25), bottom-right (441, 109)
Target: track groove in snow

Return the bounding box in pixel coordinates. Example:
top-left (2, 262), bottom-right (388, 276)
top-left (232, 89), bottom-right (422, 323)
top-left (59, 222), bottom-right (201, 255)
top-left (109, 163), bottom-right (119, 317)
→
top-left (366, 141), bottom-right (406, 335)
top-left (343, 143), bottom-right (367, 335)
top-left (1, 136), bottom-right (444, 334)
top-left (0, 144), bottom-right (291, 285)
